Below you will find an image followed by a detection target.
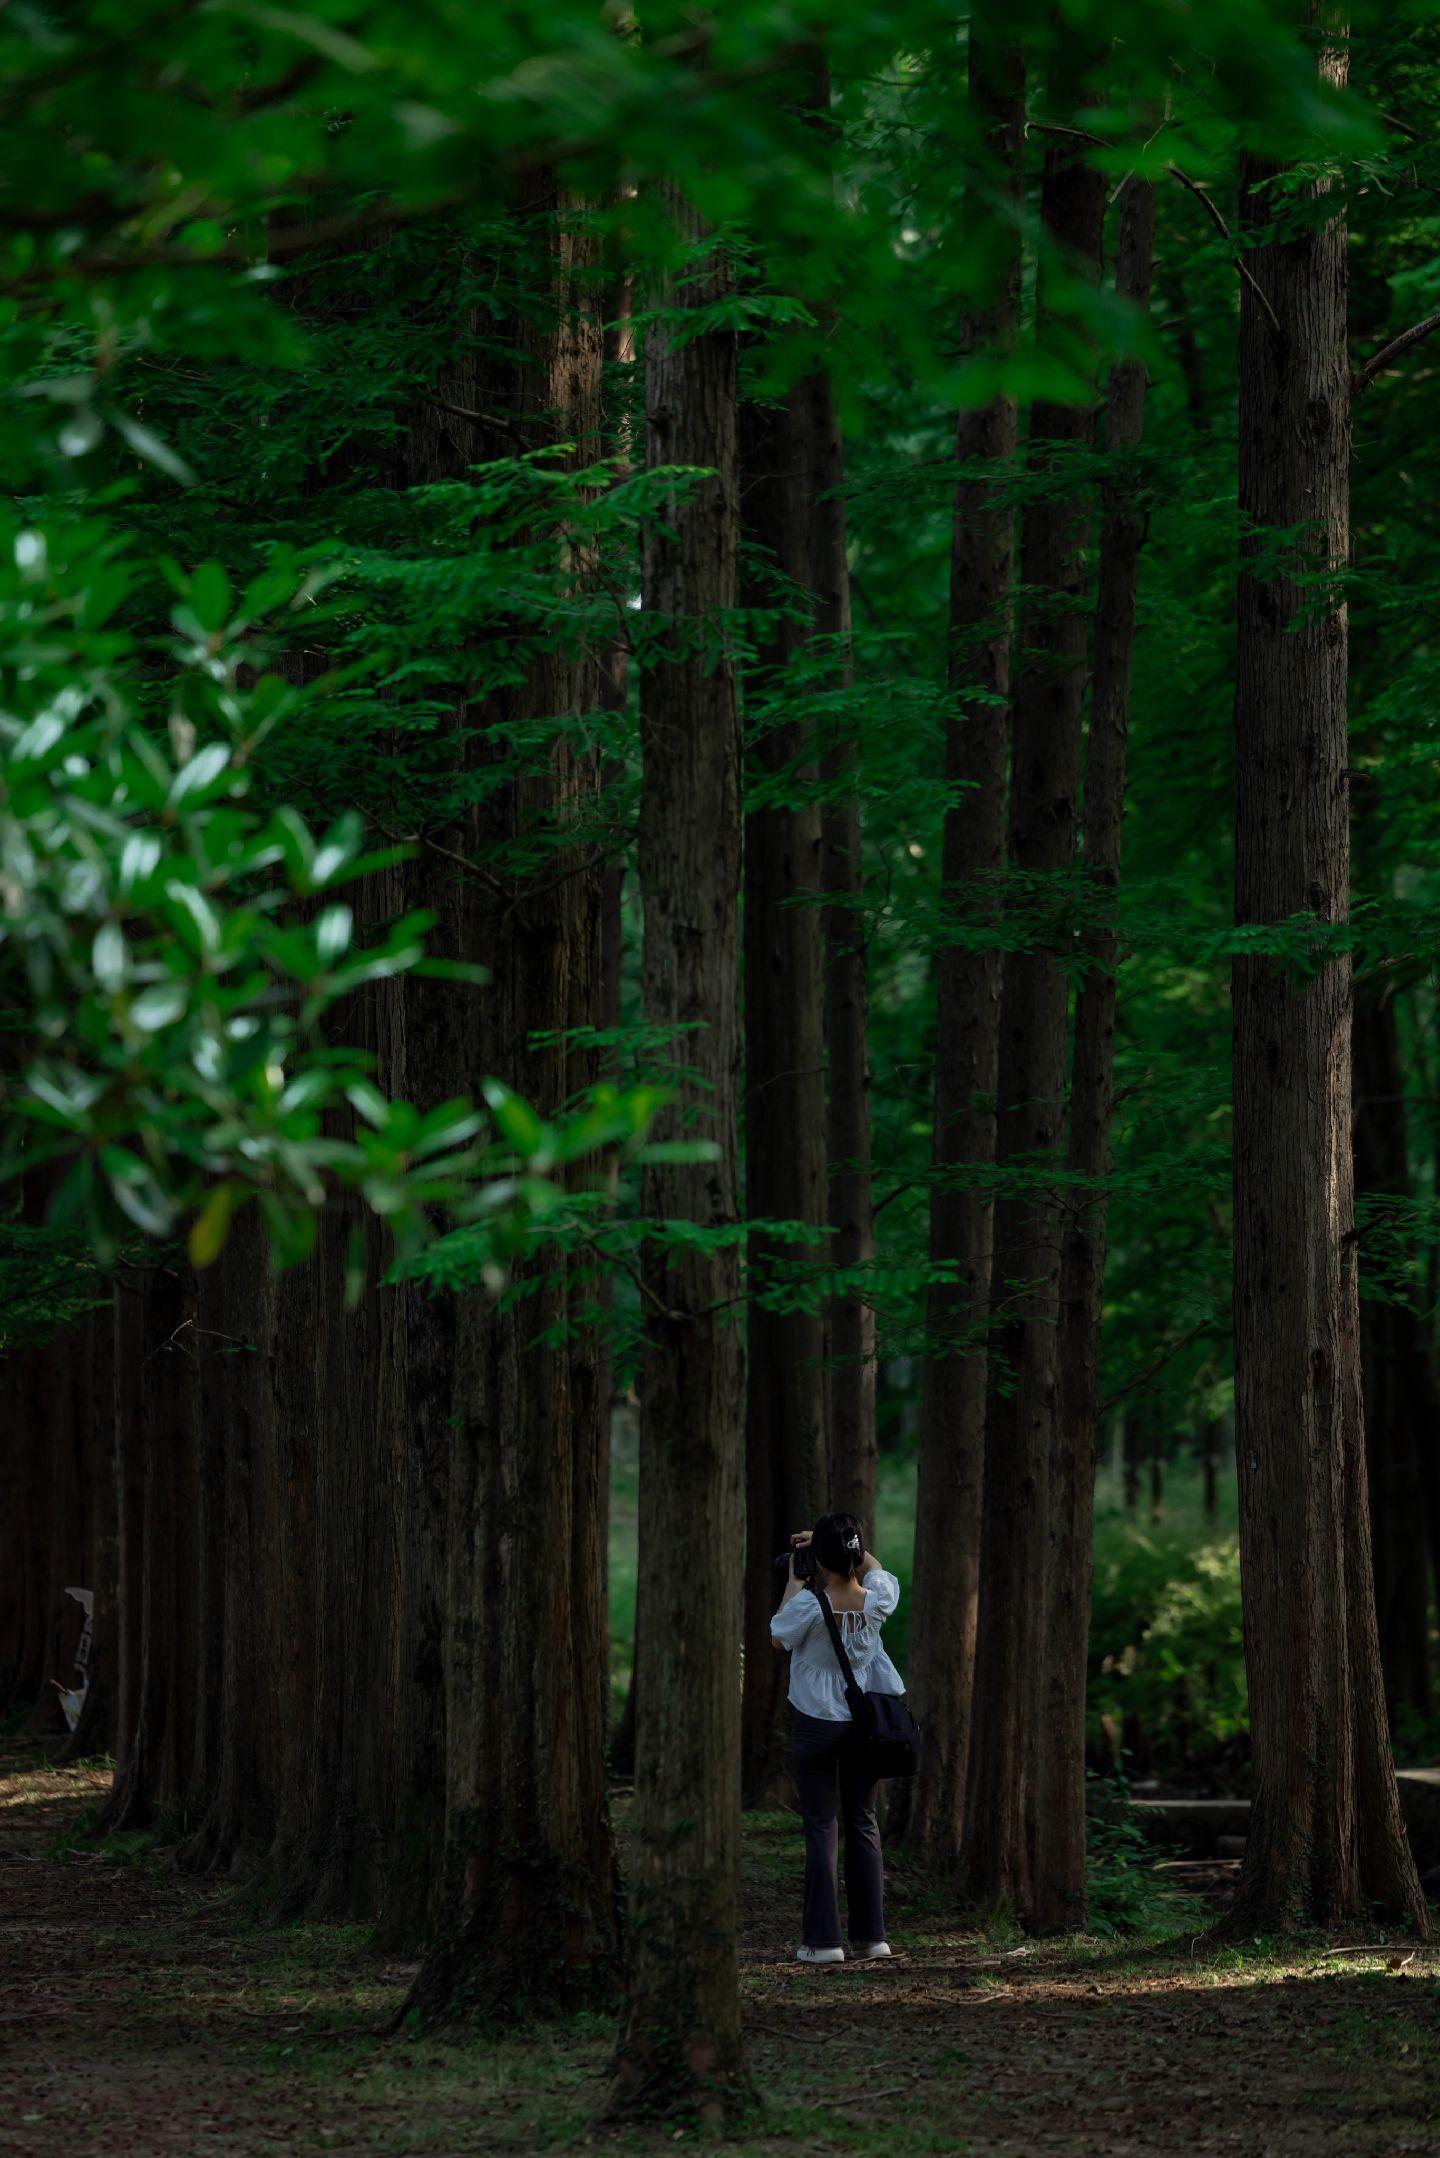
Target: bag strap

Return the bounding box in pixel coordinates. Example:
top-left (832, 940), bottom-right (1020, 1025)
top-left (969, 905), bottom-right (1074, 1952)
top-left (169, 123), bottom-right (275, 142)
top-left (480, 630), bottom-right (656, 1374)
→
top-left (809, 1584), bottom-right (868, 1720)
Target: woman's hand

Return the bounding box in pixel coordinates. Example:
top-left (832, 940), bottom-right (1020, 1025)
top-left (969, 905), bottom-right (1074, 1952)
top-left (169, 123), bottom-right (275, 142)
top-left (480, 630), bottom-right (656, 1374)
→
top-left (788, 1530), bottom-right (812, 1583)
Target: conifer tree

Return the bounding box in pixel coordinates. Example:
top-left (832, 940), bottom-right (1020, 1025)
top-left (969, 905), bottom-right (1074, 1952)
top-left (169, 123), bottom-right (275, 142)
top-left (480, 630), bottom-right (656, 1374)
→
top-left (611, 186), bottom-right (747, 2118)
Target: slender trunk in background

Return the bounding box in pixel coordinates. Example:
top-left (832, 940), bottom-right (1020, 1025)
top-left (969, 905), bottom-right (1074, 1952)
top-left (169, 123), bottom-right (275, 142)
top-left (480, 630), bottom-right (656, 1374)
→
top-left (105, 1263), bottom-right (201, 1830)
top-left (610, 188), bottom-right (747, 2123)
top-left (1, 1288), bottom-right (114, 1759)
top-left (0, 1354), bottom-right (35, 1713)
top-left (1123, 1406), bottom-right (1142, 1511)
top-left (1201, 1417), bottom-right (1220, 1520)
top-left (899, 22), bottom-right (1024, 1861)
top-left (1159, 262), bottom-right (1211, 435)
top-left (740, 378), bottom-right (829, 1807)
top-left (1225, 39), bottom-right (1429, 1934)
top-left (59, 1298), bottom-right (117, 1761)
top-left (182, 1210), bottom-right (284, 1878)
top-left (818, 711), bottom-right (876, 1528)
top-left (809, 77), bottom-right (876, 1525)
top-left (409, 180), bottom-right (616, 2020)
top-left (1352, 972), bottom-right (1439, 1724)
top-left (595, 247), bottom-right (635, 1772)
top-left (1041, 172), bottom-right (1156, 1923)
top-left (28, 1324), bottom-right (90, 1742)
top-left (962, 120), bottom-right (1106, 1928)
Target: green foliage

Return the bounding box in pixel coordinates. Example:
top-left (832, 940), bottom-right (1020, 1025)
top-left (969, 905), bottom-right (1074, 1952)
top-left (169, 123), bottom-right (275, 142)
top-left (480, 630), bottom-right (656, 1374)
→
top-left (1090, 1467), bottom-right (1248, 1783)
top-left (1084, 1772), bottom-right (1203, 1938)
top-left (1, 518), bottom-right (599, 1269)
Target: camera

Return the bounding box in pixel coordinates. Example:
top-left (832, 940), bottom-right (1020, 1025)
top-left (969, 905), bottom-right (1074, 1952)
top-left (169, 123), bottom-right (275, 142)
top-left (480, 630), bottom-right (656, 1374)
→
top-left (773, 1543), bottom-right (814, 1582)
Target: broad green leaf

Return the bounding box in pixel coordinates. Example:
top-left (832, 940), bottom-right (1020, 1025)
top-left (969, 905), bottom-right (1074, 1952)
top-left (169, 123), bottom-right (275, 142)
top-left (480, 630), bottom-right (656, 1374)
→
top-left (167, 741), bottom-right (234, 808)
top-left (187, 562), bottom-right (233, 636)
top-left (481, 1081), bottom-right (546, 1157)
top-left (165, 881), bottom-right (222, 956)
top-left (130, 982), bottom-right (188, 1032)
top-left (91, 921), bottom-right (128, 993)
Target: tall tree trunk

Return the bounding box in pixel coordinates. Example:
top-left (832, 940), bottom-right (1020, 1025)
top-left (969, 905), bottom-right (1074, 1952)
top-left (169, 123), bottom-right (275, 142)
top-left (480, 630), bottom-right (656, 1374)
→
top-left (59, 1298), bottom-right (117, 1762)
top-left (610, 187), bottom-right (747, 2123)
top-left (106, 1262), bottom-right (201, 1831)
top-left (407, 182), bottom-right (616, 2022)
top-left (812, 240), bottom-right (877, 1526)
top-left (899, 21), bottom-right (1024, 1861)
top-left (1352, 975), bottom-right (1436, 1725)
top-left (962, 123), bottom-right (1107, 1928)
top-left (22, 1313), bottom-right (96, 1741)
top-left (1041, 172), bottom-right (1156, 1923)
top-left (282, 930), bottom-right (411, 1924)
top-left (2, 1345), bottom-right (52, 1720)
top-left (739, 380), bottom-right (829, 1806)
top-left (1224, 42), bottom-right (1428, 1934)
top-left (183, 1211), bottom-right (283, 1878)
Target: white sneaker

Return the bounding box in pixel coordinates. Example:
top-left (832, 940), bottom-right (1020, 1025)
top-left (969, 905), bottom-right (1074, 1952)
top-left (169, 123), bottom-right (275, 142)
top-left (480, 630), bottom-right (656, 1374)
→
top-left (796, 1945), bottom-right (845, 1964)
top-left (852, 1941), bottom-right (892, 1959)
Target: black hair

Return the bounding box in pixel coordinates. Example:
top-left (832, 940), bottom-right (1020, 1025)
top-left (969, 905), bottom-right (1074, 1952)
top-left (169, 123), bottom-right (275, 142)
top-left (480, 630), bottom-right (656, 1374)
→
top-left (810, 1512), bottom-right (865, 1581)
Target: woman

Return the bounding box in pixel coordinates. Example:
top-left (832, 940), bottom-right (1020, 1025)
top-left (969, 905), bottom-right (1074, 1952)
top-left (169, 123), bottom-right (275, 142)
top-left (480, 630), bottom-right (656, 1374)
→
top-left (769, 1513), bottom-right (904, 1965)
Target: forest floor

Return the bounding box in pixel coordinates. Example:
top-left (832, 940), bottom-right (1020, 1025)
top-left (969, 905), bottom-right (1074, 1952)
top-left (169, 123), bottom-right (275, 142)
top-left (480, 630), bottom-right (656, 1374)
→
top-left (2, 1739), bottom-right (1438, 2158)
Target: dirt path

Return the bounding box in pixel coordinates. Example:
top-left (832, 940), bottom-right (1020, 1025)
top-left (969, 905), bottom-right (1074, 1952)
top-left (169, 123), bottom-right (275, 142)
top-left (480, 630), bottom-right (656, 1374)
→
top-left (2, 1741), bottom-right (1437, 2157)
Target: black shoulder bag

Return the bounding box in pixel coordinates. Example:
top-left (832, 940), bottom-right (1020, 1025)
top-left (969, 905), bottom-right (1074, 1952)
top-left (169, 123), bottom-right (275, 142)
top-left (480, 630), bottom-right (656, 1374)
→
top-left (809, 1585), bottom-right (921, 1779)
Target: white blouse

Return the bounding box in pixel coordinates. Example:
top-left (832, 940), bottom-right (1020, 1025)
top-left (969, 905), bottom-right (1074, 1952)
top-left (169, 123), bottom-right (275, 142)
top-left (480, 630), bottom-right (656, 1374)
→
top-left (769, 1570), bottom-right (905, 1723)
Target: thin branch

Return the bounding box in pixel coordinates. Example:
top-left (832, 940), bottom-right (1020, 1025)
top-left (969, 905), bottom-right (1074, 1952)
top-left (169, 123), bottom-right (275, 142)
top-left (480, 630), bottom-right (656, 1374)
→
top-left (1167, 165), bottom-right (1285, 351)
top-left (579, 1233), bottom-right (680, 1325)
top-left (1352, 310), bottom-right (1440, 399)
top-left (426, 398), bottom-right (535, 450)
top-left (1027, 119), bottom-right (1109, 150)
top-left (370, 817), bottom-right (508, 896)
top-left (871, 1178), bottom-right (920, 1223)
top-left (1097, 1316), bottom-right (1217, 1418)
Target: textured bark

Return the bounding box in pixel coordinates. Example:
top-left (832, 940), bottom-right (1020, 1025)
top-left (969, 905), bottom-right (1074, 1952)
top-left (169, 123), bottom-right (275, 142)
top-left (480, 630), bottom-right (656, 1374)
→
top-left (21, 1320), bottom-right (91, 1740)
top-left (2, 1347), bottom-right (51, 1718)
top-left (60, 1298), bottom-right (117, 1761)
top-left (899, 25), bottom-right (1023, 1862)
top-left (183, 1210), bottom-right (281, 1877)
top-left (1224, 50), bottom-right (1429, 1935)
top-left (277, 1014), bottom-right (407, 1923)
top-left (962, 124), bottom-right (1106, 1927)
top-left (810, 323), bottom-right (876, 1525)
top-left (106, 1263), bottom-right (201, 1831)
top-left (407, 183), bottom-right (616, 2022)
top-left (739, 381), bottom-right (829, 1807)
top-left (0, 1354), bottom-right (26, 1707)
top-left (1352, 978), bottom-right (1438, 1725)
top-left (610, 187), bottom-right (747, 2122)
top-left (1, 1300), bottom-right (114, 1754)
top-left (1041, 173), bottom-right (1157, 1922)
top-left (376, 1092), bottom-right (455, 1948)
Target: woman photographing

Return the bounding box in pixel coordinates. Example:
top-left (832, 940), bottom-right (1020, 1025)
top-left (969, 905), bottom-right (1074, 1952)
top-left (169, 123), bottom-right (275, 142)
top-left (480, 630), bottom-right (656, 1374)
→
top-left (769, 1513), bottom-right (906, 1965)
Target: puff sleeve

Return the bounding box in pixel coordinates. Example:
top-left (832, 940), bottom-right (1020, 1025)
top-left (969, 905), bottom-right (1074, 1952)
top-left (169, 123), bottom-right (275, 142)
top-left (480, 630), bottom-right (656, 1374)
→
top-left (770, 1591), bottom-right (822, 1648)
top-left (861, 1568), bottom-right (900, 1620)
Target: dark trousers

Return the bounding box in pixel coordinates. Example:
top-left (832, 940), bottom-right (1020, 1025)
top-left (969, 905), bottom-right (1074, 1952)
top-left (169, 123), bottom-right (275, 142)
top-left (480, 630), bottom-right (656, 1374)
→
top-left (791, 1707), bottom-right (885, 1949)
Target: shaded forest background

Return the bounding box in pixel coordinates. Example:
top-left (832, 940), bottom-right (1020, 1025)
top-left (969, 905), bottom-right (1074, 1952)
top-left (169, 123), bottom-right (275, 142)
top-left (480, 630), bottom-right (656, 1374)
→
top-left (5, 0), bottom-right (1440, 2124)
